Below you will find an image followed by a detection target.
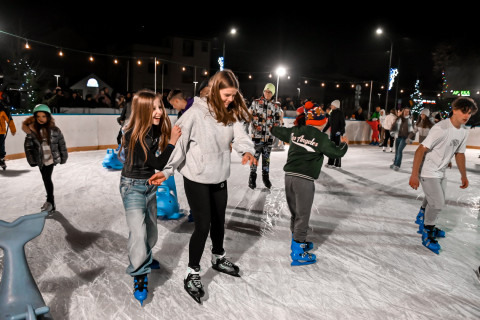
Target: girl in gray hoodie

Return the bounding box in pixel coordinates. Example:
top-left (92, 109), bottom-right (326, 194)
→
top-left (148, 69), bottom-right (256, 303)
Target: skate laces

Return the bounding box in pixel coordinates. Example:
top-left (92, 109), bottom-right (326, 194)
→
top-left (134, 275), bottom-right (148, 292)
top-left (189, 273), bottom-right (203, 289)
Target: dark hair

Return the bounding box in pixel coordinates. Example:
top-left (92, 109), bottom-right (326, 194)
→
top-left (452, 97), bottom-right (478, 115)
top-left (167, 89), bottom-right (186, 102)
top-left (33, 111), bottom-right (52, 142)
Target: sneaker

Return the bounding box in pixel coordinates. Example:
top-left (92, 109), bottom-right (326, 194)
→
top-left (393, 166), bottom-right (399, 171)
top-left (389, 164), bottom-right (395, 169)
top-left (325, 164), bottom-right (333, 168)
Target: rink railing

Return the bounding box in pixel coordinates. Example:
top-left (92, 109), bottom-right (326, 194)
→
top-left (4, 114), bottom-right (480, 160)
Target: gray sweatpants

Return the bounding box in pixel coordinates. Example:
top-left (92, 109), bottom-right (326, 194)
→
top-left (285, 175), bottom-right (315, 242)
top-left (420, 177), bottom-right (447, 226)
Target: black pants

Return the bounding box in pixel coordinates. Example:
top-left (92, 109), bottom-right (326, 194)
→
top-left (327, 134), bottom-right (341, 167)
top-left (382, 130), bottom-right (394, 147)
top-left (184, 177), bottom-right (228, 268)
top-left (40, 164), bottom-right (55, 205)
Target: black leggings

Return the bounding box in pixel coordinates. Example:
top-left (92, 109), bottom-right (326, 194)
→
top-left (183, 177), bottom-right (228, 268)
top-left (40, 164), bottom-right (55, 204)
top-left (382, 130), bottom-right (395, 147)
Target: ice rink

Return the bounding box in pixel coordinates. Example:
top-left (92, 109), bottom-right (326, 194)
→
top-left (1, 144), bottom-right (479, 319)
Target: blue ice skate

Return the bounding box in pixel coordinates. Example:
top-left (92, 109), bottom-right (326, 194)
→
top-left (415, 207), bottom-right (425, 225)
top-left (291, 234), bottom-right (313, 251)
top-left (418, 222), bottom-right (445, 238)
top-left (290, 239), bottom-right (316, 266)
top-left (133, 274), bottom-right (148, 306)
top-left (0, 212), bottom-right (53, 319)
top-left (102, 148), bottom-right (123, 170)
top-left (421, 229), bottom-right (441, 254)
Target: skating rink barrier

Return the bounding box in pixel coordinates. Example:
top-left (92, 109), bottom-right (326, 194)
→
top-left (5, 114), bottom-right (480, 160)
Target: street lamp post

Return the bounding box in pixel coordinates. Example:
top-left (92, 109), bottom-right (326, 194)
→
top-left (222, 28), bottom-right (237, 69)
top-left (275, 66), bottom-right (286, 102)
top-left (376, 28), bottom-right (393, 111)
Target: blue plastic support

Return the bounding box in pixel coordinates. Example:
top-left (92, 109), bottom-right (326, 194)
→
top-left (156, 176), bottom-right (183, 220)
top-left (102, 148), bottom-right (123, 170)
top-left (0, 211), bottom-right (52, 320)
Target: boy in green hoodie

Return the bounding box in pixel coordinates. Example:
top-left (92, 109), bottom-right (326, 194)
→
top-left (271, 112), bottom-right (348, 266)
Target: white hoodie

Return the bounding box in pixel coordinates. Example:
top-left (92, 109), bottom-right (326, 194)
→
top-left (162, 96), bottom-right (255, 184)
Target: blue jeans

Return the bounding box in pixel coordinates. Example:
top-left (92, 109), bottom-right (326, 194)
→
top-left (119, 176), bottom-right (158, 276)
top-left (393, 137), bottom-right (407, 167)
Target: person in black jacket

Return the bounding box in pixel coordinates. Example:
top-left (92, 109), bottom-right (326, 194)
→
top-left (22, 104), bottom-right (68, 212)
top-left (322, 100), bottom-right (346, 168)
top-left (119, 89), bottom-right (181, 305)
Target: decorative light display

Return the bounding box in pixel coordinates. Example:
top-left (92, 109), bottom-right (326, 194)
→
top-left (218, 57), bottom-right (224, 71)
top-left (388, 68), bottom-right (398, 91)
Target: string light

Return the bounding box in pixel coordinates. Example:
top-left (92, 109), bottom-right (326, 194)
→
top-left (137, 60), bottom-right (142, 66)
top-left (89, 55), bottom-right (94, 62)
top-left (113, 59), bottom-right (118, 64)
top-left (58, 49), bottom-right (63, 57)
top-left (24, 40), bottom-right (30, 49)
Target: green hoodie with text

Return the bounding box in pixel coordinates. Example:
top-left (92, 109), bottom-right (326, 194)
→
top-left (271, 125), bottom-right (348, 180)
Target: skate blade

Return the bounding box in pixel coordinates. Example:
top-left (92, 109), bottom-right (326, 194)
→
top-left (185, 289), bottom-right (203, 304)
top-left (212, 266), bottom-right (241, 277)
top-left (291, 260), bottom-right (316, 266)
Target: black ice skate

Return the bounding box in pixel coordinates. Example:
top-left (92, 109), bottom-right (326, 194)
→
top-left (0, 158), bottom-right (5, 170)
top-left (262, 173), bottom-right (272, 189)
top-left (211, 251), bottom-right (240, 277)
top-left (184, 267), bottom-right (204, 304)
top-left (248, 172), bottom-right (257, 189)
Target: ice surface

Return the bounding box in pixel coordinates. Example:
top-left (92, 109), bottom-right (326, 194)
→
top-left (1, 144), bottom-right (479, 319)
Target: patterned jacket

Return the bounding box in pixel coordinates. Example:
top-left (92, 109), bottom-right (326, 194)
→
top-left (248, 96), bottom-right (282, 143)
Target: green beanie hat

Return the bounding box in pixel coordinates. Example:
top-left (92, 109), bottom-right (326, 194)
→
top-left (264, 83), bottom-right (275, 96)
top-left (33, 104), bottom-right (51, 114)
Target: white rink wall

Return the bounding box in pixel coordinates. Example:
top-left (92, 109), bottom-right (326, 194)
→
top-left (5, 114), bottom-right (480, 159)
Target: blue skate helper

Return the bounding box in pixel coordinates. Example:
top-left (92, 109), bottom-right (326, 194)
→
top-left (0, 211), bottom-right (53, 320)
top-left (156, 175), bottom-right (183, 220)
top-left (290, 239), bottom-right (316, 266)
top-left (102, 148), bottom-right (123, 170)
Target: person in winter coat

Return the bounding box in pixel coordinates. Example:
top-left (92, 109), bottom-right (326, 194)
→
top-left (22, 104), bottom-right (68, 212)
top-left (322, 99), bottom-right (346, 168)
top-left (119, 89), bottom-right (181, 305)
top-left (247, 83), bottom-right (282, 189)
top-left (414, 108), bottom-right (435, 143)
top-left (381, 109), bottom-right (397, 152)
top-left (272, 110), bottom-right (348, 266)
top-left (390, 107), bottom-right (414, 170)
top-left (0, 95), bottom-right (16, 168)
top-left (147, 69), bottom-right (256, 304)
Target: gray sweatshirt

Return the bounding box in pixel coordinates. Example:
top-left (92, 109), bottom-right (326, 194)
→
top-left (162, 96), bottom-right (255, 184)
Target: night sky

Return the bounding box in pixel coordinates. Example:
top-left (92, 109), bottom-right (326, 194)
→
top-left (2, 3), bottom-right (479, 95)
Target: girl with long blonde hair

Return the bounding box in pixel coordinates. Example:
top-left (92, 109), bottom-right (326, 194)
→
top-left (119, 89), bottom-right (181, 305)
top-left (148, 69), bottom-right (256, 304)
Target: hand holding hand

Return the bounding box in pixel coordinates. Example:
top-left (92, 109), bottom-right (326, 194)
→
top-left (148, 172), bottom-right (167, 185)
